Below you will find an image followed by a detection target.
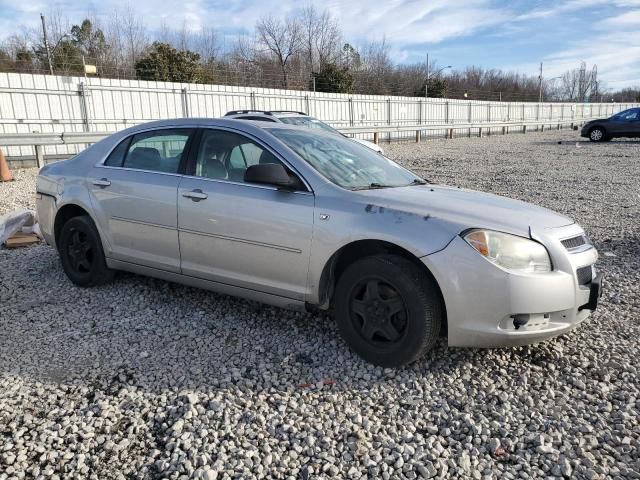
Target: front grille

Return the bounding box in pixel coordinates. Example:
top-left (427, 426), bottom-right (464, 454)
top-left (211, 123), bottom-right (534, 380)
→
top-left (562, 235), bottom-right (587, 250)
top-left (576, 266), bottom-right (593, 285)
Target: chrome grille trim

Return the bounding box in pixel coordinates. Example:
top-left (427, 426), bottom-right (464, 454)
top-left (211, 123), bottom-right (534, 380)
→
top-left (562, 235), bottom-right (587, 250)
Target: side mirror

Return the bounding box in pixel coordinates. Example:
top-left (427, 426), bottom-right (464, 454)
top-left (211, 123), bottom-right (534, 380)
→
top-left (244, 163), bottom-right (299, 190)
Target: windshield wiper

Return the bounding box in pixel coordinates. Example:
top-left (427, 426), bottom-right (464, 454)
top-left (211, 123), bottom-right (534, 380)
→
top-left (352, 182), bottom-right (393, 191)
top-left (408, 178), bottom-right (429, 184)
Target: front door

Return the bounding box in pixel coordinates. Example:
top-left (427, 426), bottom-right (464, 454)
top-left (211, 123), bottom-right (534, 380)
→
top-left (177, 128), bottom-right (314, 300)
top-left (88, 128), bottom-right (195, 272)
top-left (608, 108), bottom-right (640, 136)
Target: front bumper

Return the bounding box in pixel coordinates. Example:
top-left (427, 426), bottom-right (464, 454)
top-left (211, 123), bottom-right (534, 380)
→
top-left (422, 225), bottom-right (601, 348)
top-left (35, 192), bottom-right (57, 247)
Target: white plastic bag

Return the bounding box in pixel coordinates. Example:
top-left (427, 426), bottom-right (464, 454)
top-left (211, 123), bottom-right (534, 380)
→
top-left (0, 209), bottom-right (39, 246)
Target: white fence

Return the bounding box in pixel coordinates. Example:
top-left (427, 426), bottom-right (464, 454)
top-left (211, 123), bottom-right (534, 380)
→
top-left (1, 72), bottom-right (637, 162)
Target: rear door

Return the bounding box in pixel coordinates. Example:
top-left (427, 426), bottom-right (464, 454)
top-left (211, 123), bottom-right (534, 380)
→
top-left (88, 128), bottom-right (195, 272)
top-left (177, 128), bottom-right (315, 300)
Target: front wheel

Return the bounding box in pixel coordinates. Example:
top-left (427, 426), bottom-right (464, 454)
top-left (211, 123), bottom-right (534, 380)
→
top-left (334, 254), bottom-right (442, 367)
top-left (58, 216), bottom-right (115, 287)
top-left (589, 127), bottom-right (606, 142)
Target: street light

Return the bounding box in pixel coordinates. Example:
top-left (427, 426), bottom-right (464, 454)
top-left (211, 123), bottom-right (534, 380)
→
top-left (425, 54), bottom-right (452, 98)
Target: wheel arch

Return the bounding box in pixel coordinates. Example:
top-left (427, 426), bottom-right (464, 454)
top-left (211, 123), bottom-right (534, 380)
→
top-left (316, 239), bottom-right (448, 336)
top-left (53, 203), bottom-right (93, 248)
top-left (588, 123), bottom-right (607, 135)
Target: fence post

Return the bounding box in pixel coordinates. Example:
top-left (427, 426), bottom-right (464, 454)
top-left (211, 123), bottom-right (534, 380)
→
top-left (181, 88), bottom-right (190, 117)
top-left (78, 82), bottom-right (90, 132)
top-left (348, 98), bottom-right (354, 127)
top-left (386, 98), bottom-right (391, 143)
top-left (305, 94), bottom-right (310, 115)
top-left (418, 99), bottom-right (423, 125)
top-left (35, 144), bottom-right (44, 168)
top-left (250, 91), bottom-right (256, 110)
top-left (468, 101), bottom-right (472, 137)
top-left (445, 101), bottom-right (450, 124)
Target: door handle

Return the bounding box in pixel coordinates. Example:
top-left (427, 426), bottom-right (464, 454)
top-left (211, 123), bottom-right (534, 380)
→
top-left (182, 189), bottom-right (208, 201)
top-left (92, 178), bottom-right (111, 187)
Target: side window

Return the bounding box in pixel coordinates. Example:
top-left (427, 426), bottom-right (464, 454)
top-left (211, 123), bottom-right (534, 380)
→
top-left (121, 129), bottom-right (193, 173)
top-left (194, 129), bottom-right (285, 184)
top-left (623, 110), bottom-right (639, 121)
top-left (104, 137), bottom-right (130, 167)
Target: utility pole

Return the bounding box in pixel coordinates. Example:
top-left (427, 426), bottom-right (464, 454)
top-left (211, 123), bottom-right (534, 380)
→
top-left (425, 53), bottom-right (429, 98)
top-left (40, 13), bottom-right (54, 75)
top-left (538, 62), bottom-right (543, 103)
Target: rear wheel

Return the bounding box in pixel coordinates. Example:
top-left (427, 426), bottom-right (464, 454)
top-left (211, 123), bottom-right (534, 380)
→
top-left (589, 127), bottom-right (606, 142)
top-left (58, 216), bottom-right (114, 287)
top-left (334, 254), bottom-right (442, 367)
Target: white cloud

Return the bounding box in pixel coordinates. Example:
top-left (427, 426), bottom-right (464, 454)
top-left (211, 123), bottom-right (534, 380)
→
top-left (515, 0), bottom-right (600, 21)
top-left (603, 9), bottom-right (640, 25)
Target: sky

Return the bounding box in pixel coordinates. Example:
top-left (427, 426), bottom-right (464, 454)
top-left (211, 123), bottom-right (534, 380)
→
top-left (0, 0), bottom-right (639, 89)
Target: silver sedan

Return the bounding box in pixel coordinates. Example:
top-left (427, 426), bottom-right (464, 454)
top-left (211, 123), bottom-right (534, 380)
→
top-left (36, 119), bottom-right (603, 367)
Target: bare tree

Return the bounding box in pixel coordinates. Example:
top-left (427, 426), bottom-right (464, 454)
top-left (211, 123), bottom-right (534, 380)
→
top-left (301, 5), bottom-right (341, 73)
top-left (256, 15), bottom-right (302, 88)
top-left (106, 6), bottom-right (148, 76)
top-left (561, 62), bottom-right (598, 102)
top-left (356, 38), bottom-right (393, 94)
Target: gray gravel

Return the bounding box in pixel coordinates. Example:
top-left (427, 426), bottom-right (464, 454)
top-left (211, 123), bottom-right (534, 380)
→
top-left (1, 130), bottom-right (639, 479)
top-left (0, 167), bottom-right (38, 215)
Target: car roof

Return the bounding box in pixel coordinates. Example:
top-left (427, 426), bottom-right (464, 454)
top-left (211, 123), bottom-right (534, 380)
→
top-left (225, 110), bottom-right (310, 118)
top-left (118, 117), bottom-right (335, 137)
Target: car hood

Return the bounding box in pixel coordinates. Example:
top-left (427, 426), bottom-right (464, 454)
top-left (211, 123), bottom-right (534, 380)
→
top-left (355, 183), bottom-right (574, 237)
top-left (584, 118), bottom-right (608, 125)
top-left (351, 137), bottom-right (384, 154)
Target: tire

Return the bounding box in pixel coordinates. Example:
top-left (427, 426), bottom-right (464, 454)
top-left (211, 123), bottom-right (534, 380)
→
top-left (589, 127), bottom-right (606, 142)
top-left (334, 254), bottom-right (442, 367)
top-left (58, 216), bottom-right (114, 287)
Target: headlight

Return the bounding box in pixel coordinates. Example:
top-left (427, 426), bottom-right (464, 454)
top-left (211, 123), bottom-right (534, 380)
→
top-left (463, 229), bottom-right (552, 273)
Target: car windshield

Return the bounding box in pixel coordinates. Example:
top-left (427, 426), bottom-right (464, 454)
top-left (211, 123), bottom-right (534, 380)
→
top-left (277, 115), bottom-right (340, 134)
top-left (270, 128), bottom-right (425, 190)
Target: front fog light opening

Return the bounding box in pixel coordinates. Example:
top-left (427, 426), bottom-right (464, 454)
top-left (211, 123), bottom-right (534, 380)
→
top-left (511, 313), bottom-right (551, 330)
top-left (511, 314), bottom-right (529, 330)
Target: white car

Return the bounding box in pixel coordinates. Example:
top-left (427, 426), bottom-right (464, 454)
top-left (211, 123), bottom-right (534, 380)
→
top-left (224, 110), bottom-right (384, 154)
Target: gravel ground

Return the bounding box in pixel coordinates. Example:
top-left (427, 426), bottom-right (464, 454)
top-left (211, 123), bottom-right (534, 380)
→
top-left (1, 130), bottom-right (638, 480)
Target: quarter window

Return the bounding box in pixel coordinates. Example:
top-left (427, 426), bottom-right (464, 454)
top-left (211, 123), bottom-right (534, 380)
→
top-left (112, 129), bottom-right (193, 173)
top-left (104, 137), bottom-right (130, 167)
